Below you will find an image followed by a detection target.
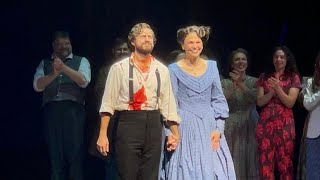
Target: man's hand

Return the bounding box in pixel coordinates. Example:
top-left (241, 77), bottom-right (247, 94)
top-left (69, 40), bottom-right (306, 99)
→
top-left (53, 56), bottom-right (65, 72)
top-left (166, 120), bottom-right (180, 152)
top-left (96, 134), bottom-right (109, 156)
top-left (166, 134), bottom-right (180, 152)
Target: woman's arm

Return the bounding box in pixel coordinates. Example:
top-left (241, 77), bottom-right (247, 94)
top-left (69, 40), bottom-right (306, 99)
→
top-left (257, 86), bottom-right (275, 107)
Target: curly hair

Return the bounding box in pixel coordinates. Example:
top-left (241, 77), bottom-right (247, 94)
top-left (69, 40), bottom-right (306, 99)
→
top-left (264, 45), bottom-right (300, 79)
top-left (127, 23), bottom-right (156, 44)
top-left (176, 25), bottom-right (211, 46)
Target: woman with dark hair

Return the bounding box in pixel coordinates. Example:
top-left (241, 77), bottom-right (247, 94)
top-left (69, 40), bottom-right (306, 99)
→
top-left (256, 46), bottom-right (301, 180)
top-left (298, 50), bottom-right (320, 180)
top-left (161, 25), bottom-right (235, 180)
top-left (221, 48), bottom-right (259, 180)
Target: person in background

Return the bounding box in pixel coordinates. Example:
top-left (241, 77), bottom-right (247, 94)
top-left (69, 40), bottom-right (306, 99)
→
top-left (94, 37), bottom-right (130, 108)
top-left (166, 49), bottom-right (185, 65)
top-left (297, 50), bottom-right (320, 180)
top-left (256, 45), bottom-right (301, 180)
top-left (87, 37), bottom-right (130, 179)
top-left (33, 31), bottom-right (91, 180)
top-left (221, 48), bottom-right (259, 180)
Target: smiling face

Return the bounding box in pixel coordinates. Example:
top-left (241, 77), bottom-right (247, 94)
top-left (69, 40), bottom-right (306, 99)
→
top-left (113, 42), bottom-right (130, 59)
top-left (231, 52), bottom-right (248, 72)
top-left (181, 32), bottom-right (203, 59)
top-left (130, 27), bottom-right (155, 55)
top-left (273, 49), bottom-right (287, 72)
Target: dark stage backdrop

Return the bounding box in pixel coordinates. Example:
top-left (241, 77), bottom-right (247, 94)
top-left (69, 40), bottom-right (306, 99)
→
top-left (1, 0), bottom-right (319, 179)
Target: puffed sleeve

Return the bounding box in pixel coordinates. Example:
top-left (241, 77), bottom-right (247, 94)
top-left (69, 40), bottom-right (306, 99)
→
top-left (211, 61), bottom-right (229, 119)
top-left (303, 78), bottom-right (320, 111)
top-left (211, 62), bottom-right (229, 134)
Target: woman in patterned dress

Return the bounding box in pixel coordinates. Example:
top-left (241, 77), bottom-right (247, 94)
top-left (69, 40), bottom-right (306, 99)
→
top-left (161, 25), bottom-right (235, 180)
top-left (256, 46), bottom-right (301, 180)
top-left (221, 48), bottom-right (260, 180)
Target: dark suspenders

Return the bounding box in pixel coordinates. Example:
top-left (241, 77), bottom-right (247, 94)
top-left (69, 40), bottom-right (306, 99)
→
top-left (155, 69), bottom-right (161, 107)
top-left (129, 62), bottom-right (134, 105)
top-left (129, 62), bottom-right (160, 109)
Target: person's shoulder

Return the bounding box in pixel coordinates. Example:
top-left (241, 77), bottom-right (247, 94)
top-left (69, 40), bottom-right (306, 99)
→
top-left (73, 54), bottom-right (84, 60)
top-left (287, 72), bottom-right (301, 82)
top-left (167, 61), bottom-right (178, 68)
top-left (71, 55), bottom-right (88, 64)
top-left (153, 58), bottom-right (169, 69)
top-left (207, 59), bottom-right (217, 67)
top-left (291, 72), bottom-right (300, 78)
top-left (207, 59), bottom-right (217, 64)
top-left (110, 57), bottom-right (129, 70)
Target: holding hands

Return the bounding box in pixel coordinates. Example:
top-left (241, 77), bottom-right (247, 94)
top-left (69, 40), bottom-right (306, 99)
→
top-left (167, 134), bottom-right (180, 152)
top-left (210, 130), bottom-right (221, 151)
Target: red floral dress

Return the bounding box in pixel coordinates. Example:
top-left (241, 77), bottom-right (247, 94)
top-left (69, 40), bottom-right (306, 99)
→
top-left (256, 73), bottom-right (301, 180)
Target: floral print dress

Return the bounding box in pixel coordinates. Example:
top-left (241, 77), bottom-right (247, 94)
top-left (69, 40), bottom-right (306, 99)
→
top-left (255, 73), bottom-right (301, 180)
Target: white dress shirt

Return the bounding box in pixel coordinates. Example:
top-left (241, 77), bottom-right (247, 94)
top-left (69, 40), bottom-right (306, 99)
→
top-left (99, 57), bottom-right (181, 123)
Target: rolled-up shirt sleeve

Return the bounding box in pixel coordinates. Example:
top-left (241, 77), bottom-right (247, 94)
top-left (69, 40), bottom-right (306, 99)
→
top-left (33, 60), bottom-right (45, 92)
top-left (78, 57), bottom-right (91, 88)
top-left (303, 78), bottom-right (320, 111)
top-left (99, 64), bottom-right (121, 115)
top-left (159, 68), bottom-right (181, 124)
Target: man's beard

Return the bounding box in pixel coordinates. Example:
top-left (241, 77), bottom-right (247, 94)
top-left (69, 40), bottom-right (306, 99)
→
top-left (135, 44), bottom-right (153, 55)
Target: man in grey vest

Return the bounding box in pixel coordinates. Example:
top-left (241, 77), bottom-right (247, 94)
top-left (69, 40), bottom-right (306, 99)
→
top-left (33, 31), bottom-right (91, 180)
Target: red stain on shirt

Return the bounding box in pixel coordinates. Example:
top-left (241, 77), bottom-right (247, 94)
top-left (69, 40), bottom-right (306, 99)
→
top-left (129, 86), bottom-right (147, 110)
top-left (132, 53), bottom-right (152, 73)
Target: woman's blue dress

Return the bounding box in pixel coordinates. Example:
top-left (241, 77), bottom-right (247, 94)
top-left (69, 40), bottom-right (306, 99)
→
top-left (161, 60), bottom-right (236, 180)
